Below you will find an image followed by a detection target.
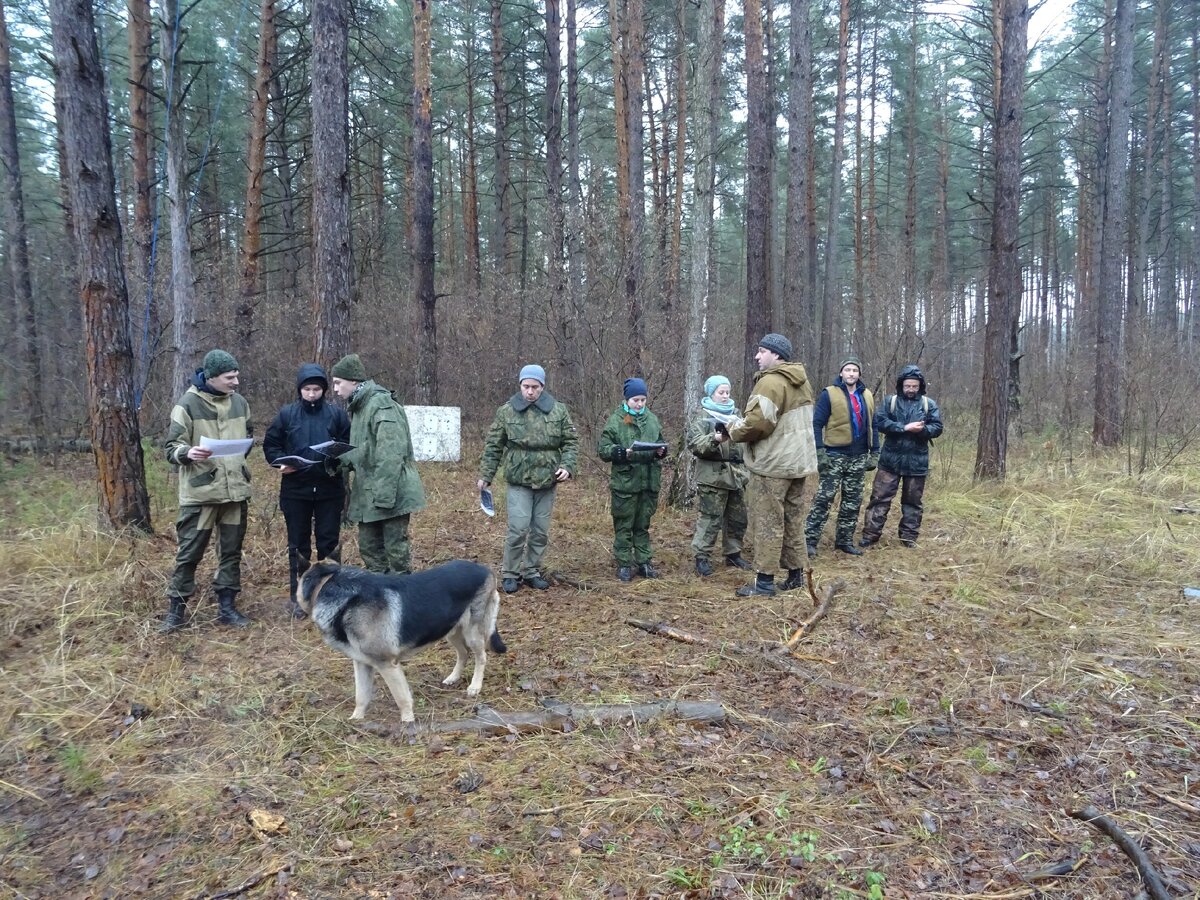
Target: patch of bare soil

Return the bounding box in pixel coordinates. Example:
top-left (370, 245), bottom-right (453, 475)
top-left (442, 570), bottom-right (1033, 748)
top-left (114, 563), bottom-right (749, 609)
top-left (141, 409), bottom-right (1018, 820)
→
top-left (0, 454), bottom-right (1197, 899)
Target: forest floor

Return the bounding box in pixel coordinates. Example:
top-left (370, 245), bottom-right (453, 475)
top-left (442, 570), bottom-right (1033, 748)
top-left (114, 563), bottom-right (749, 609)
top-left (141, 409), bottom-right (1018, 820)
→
top-left (0, 442), bottom-right (1198, 899)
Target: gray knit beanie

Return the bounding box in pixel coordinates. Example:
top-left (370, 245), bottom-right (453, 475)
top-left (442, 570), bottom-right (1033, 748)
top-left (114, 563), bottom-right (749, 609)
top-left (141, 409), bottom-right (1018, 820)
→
top-left (757, 333), bottom-right (793, 362)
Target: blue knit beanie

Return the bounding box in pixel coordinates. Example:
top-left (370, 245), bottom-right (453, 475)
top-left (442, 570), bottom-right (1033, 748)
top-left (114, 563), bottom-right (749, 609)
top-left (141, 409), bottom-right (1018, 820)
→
top-left (703, 375), bottom-right (731, 398)
top-left (518, 364), bottom-right (546, 385)
top-left (623, 377), bottom-right (649, 400)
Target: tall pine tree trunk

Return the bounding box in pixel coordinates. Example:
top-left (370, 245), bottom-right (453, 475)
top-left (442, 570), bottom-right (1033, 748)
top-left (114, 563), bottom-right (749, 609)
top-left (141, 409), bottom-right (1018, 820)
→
top-left (1092, 0), bottom-right (1133, 448)
top-left (975, 0), bottom-right (1027, 480)
top-left (238, 0), bottom-right (276, 359)
top-left (491, 0), bottom-right (512, 285)
top-left (161, 0), bottom-right (200, 394)
top-left (818, 0), bottom-right (851, 377)
top-left (49, 0), bottom-right (152, 531)
top-left (0, 0), bottom-right (45, 440)
top-left (743, 0), bottom-right (771, 389)
top-left (545, 0), bottom-right (566, 350)
top-left (127, 0), bottom-right (155, 387)
top-left (412, 0), bottom-right (436, 402)
top-left (312, 0), bottom-right (355, 367)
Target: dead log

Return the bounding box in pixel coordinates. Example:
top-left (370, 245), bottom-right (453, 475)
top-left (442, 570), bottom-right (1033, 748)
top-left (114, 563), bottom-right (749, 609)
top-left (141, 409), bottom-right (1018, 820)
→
top-left (785, 572), bottom-right (845, 647)
top-left (1067, 805), bottom-right (1170, 900)
top-left (354, 698), bottom-right (726, 739)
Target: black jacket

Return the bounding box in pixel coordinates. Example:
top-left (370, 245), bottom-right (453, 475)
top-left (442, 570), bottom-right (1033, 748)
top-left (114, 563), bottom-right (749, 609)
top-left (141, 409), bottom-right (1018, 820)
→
top-left (263, 363), bottom-right (351, 500)
top-left (874, 365), bottom-right (944, 476)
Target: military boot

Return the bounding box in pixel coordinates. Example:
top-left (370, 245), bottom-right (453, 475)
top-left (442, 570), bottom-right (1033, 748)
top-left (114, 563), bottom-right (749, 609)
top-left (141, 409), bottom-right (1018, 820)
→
top-left (724, 553), bottom-right (753, 571)
top-left (694, 556), bottom-right (713, 577)
top-left (215, 589), bottom-right (251, 628)
top-left (159, 596), bottom-right (189, 634)
top-left (779, 568), bottom-right (807, 591)
top-left (735, 573), bottom-right (776, 597)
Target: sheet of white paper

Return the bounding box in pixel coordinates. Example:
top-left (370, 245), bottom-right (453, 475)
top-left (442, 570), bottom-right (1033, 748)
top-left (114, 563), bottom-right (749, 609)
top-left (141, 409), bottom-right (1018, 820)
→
top-left (199, 436), bottom-right (253, 457)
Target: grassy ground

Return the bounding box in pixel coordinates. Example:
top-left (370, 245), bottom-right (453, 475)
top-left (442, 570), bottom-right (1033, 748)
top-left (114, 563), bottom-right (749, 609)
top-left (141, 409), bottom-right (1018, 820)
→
top-left (0, 441), bottom-right (1197, 899)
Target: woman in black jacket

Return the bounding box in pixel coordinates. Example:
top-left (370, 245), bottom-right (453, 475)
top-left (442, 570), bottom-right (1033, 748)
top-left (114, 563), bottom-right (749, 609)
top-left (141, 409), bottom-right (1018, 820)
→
top-left (264, 363), bottom-right (351, 614)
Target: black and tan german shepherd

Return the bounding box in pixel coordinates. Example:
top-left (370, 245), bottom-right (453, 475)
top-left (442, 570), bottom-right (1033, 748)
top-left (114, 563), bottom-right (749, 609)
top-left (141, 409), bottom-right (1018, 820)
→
top-left (296, 560), bottom-right (506, 723)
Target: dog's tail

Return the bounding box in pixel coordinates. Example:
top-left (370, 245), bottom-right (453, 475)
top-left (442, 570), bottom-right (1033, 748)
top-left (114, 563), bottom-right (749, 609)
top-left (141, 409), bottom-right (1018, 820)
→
top-left (490, 629), bottom-right (508, 654)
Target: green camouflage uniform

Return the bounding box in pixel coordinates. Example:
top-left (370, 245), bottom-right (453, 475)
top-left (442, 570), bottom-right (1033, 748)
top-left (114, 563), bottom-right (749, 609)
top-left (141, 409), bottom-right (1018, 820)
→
top-left (480, 391), bottom-right (579, 579)
top-left (340, 380), bottom-right (426, 573)
top-left (686, 410), bottom-right (748, 561)
top-left (597, 407), bottom-right (665, 566)
top-left (164, 380), bottom-right (254, 597)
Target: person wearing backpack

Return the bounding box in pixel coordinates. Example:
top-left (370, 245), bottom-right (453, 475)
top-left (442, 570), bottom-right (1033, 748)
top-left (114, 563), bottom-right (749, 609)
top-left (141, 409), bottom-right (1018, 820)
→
top-left (860, 365), bottom-right (943, 548)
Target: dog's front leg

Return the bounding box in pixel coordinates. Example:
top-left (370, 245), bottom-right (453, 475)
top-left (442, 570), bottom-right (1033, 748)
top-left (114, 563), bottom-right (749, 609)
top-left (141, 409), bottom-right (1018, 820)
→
top-left (378, 663), bottom-right (416, 723)
top-left (442, 630), bottom-right (469, 687)
top-left (351, 660), bottom-right (374, 720)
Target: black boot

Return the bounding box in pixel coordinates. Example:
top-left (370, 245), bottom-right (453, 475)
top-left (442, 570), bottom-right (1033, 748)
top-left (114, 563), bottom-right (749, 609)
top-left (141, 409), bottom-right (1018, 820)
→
top-left (159, 596), bottom-right (188, 634)
top-left (694, 556), bottom-right (713, 577)
top-left (736, 573), bottom-right (776, 597)
top-left (638, 562), bottom-right (659, 579)
top-left (836, 542), bottom-right (864, 556)
top-left (806, 542), bottom-right (818, 559)
top-left (617, 566), bottom-right (633, 583)
top-left (216, 589), bottom-right (251, 628)
top-left (779, 568), bottom-right (807, 591)
top-left (724, 552), bottom-right (753, 571)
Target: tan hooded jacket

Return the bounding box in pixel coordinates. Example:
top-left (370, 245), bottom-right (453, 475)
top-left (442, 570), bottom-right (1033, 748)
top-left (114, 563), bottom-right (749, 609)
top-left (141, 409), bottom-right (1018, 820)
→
top-left (726, 362), bottom-right (818, 479)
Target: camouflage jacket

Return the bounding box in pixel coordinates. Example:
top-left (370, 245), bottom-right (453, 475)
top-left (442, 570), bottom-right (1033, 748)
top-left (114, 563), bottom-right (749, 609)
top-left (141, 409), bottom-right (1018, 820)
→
top-left (341, 381), bottom-right (427, 523)
top-left (597, 407), bottom-right (665, 495)
top-left (686, 410), bottom-right (748, 491)
top-left (479, 392), bottom-right (579, 490)
top-left (726, 362), bottom-right (818, 479)
top-left (164, 374), bottom-right (253, 507)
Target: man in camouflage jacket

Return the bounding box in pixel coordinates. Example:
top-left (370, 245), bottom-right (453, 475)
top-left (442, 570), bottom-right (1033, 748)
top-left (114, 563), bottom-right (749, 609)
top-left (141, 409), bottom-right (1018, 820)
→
top-left (331, 354), bottom-right (427, 574)
top-left (478, 364), bottom-right (578, 593)
top-left (160, 349), bottom-right (254, 633)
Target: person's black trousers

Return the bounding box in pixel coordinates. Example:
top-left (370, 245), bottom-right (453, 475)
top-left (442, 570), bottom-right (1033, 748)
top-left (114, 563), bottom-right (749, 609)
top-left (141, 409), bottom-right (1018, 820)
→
top-left (280, 493), bottom-right (343, 596)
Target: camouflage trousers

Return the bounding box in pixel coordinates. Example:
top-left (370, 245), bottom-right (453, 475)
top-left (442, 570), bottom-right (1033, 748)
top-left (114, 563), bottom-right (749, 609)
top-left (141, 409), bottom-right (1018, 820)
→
top-left (358, 514), bottom-right (412, 574)
top-left (804, 452), bottom-right (867, 547)
top-left (169, 501), bottom-right (248, 598)
top-left (611, 490), bottom-right (659, 566)
top-left (746, 473), bottom-right (808, 576)
top-left (502, 484), bottom-right (557, 579)
top-left (690, 485), bottom-right (748, 560)
top-left (861, 469), bottom-right (926, 543)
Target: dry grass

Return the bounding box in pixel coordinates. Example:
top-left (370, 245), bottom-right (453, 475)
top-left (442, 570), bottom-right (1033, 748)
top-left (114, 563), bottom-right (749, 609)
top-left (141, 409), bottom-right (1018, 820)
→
top-left (0, 442), bottom-right (1198, 899)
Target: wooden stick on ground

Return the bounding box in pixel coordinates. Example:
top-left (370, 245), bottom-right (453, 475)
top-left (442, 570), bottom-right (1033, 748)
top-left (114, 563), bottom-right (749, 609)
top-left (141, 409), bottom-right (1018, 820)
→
top-left (785, 573), bottom-right (845, 648)
top-left (200, 862), bottom-right (294, 900)
top-left (1067, 804), bottom-right (1170, 900)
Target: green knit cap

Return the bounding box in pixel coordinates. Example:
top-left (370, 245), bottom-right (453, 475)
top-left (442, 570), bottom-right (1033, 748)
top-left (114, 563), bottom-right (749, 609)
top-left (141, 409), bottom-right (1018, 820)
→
top-left (203, 349), bottom-right (239, 378)
top-left (331, 353), bottom-right (369, 382)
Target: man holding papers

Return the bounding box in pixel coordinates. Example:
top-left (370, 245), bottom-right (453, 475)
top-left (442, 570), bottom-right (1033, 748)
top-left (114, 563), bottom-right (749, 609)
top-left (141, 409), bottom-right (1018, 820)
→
top-left (161, 349), bottom-right (255, 632)
top-left (264, 363), bottom-right (350, 615)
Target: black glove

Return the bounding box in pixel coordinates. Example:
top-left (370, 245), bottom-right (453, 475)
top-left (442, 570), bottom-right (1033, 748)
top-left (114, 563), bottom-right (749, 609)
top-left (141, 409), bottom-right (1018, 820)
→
top-left (816, 448), bottom-right (830, 476)
top-left (865, 451), bottom-right (879, 472)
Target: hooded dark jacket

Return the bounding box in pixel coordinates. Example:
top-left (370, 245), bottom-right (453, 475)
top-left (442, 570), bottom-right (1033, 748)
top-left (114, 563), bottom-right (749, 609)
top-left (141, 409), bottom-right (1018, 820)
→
top-left (263, 363), bottom-right (350, 500)
top-left (874, 365), bottom-right (944, 476)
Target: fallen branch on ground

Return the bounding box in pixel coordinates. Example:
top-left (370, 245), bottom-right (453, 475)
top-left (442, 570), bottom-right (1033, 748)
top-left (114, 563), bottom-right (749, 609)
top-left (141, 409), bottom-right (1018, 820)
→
top-left (1143, 784), bottom-right (1200, 818)
top-left (199, 861), bottom-right (294, 900)
top-left (1000, 693), bottom-right (1067, 720)
top-left (785, 572), bottom-right (844, 647)
top-left (1067, 804), bottom-right (1170, 900)
top-left (355, 698), bottom-right (726, 739)
top-left (1169, 506), bottom-right (1199, 514)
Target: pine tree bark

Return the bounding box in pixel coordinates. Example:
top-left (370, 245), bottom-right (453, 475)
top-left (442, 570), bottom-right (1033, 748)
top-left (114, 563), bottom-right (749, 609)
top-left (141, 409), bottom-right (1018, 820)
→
top-left (127, 0), bottom-right (154, 379)
top-left (564, 0), bottom-right (584, 388)
top-left (161, 0), bottom-right (200, 394)
top-left (49, 0), bottom-right (152, 532)
top-left (680, 0), bottom-right (725, 504)
top-left (312, 0), bottom-right (355, 368)
top-left (975, 0), bottom-right (1028, 480)
top-left (412, 0), bottom-right (436, 403)
top-left (0, 0), bottom-right (45, 440)
top-left (743, 0), bottom-right (771, 390)
top-left (238, 0), bottom-right (276, 359)
top-left (817, 0), bottom-right (851, 377)
top-left (1092, 0), bottom-right (1133, 448)
top-left (490, 0), bottom-right (512, 284)
top-left (623, 0), bottom-right (646, 365)
top-left (462, 14), bottom-right (481, 298)
top-left (545, 0), bottom-right (566, 345)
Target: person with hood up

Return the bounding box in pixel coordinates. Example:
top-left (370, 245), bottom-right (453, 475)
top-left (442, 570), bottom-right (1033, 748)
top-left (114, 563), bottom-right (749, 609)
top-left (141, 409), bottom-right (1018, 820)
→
top-left (329, 354), bottom-right (427, 574)
top-left (160, 349), bottom-right (254, 633)
top-left (803, 355), bottom-right (880, 558)
top-left (725, 333), bottom-right (818, 596)
top-left (478, 364), bottom-right (579, 594)
top-left (264, 363), bottom-right (351, 614)
top-left (859, 364), bottom-right (944, 548)
top-left (686, 375), bottom-right (751, 576)
top-left (597, 377), bottom-right (668, 582)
